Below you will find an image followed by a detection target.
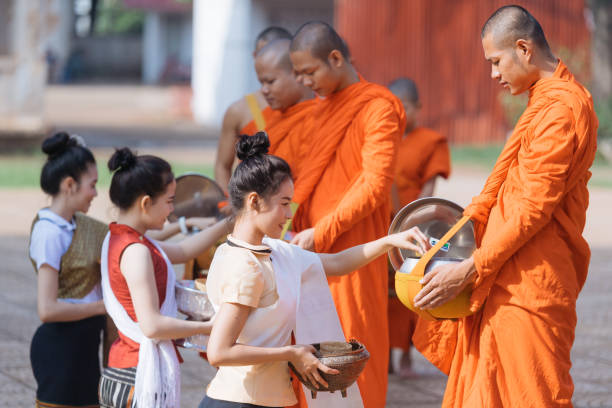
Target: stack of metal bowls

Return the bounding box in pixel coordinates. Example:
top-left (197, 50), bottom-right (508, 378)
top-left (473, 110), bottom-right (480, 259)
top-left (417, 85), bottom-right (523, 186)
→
top-left (388, 198), bottom-right (476, 320)
top-left (175, 279), bottom-right (214, 350)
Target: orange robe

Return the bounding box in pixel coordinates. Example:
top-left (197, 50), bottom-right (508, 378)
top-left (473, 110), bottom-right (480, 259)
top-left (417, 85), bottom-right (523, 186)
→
top-left (266, 99), bottom-right (319, 180)
top-left (413, 61), bottom-right (598, 407)
top-left (292, 77), bottom-right (406, 408)
top-left (389, 127), bottom-right (450, 351)
top-left (394, 127), bottom-right (450, 207)
top-left (240, 106), bottom-right (280, 135)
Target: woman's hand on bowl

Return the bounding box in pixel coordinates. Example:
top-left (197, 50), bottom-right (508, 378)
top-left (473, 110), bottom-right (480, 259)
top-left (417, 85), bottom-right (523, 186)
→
top-left (387, 227), bottom-right (431, 255)
top-left (289, 344), bottom-right (339, 389)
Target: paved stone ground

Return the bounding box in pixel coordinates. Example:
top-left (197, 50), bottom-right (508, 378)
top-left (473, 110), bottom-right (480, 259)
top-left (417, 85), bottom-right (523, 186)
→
top-left (1, 151), bottom-right (611, 407)
top-left (2, 235), bottom-right (610, 407)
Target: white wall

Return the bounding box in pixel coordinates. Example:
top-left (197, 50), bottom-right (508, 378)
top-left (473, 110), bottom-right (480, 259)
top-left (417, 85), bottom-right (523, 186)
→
top-left (191, 0), bottom-right (333, 130)
top-left (192, 0), bottom-right (257, 128)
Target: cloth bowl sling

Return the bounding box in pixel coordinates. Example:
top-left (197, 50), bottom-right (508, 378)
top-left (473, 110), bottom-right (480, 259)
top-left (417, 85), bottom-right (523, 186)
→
top-left (389, 198), bottom-right (476, 321)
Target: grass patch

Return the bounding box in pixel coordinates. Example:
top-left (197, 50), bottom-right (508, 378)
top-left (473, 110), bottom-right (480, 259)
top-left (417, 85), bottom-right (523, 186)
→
top-left (1, 145), bottom-right (608, 189)
top-left (0, 153), bottom-right (46, 188)
top-left (450, 144), bottom-right (612, 189)
top-left (450, 144), bottom-right (504, 169)
top-left (0, 153), bottom-right (213, 189)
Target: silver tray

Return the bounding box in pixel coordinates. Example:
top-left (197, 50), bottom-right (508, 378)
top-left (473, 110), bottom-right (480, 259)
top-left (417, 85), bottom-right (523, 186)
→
top-left (175, 279), bottom-right (214, 322)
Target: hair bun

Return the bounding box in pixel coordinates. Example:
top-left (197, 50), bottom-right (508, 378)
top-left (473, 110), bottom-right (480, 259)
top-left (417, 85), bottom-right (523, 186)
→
top-left (236, 132), bottom-right (270, 161)
top-left (42, 132), bottom-right (77, 158)
top-left (108, 147), bottom-right (137, 172)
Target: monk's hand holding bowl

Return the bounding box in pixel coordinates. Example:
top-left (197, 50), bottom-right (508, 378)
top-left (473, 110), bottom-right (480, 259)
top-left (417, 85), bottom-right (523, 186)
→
top-left (288, 344), bottom-right (339, 389)
top-left (290, 227), bottom-right (315, 250)
top-left (413, 257), bottom-right (477, 310)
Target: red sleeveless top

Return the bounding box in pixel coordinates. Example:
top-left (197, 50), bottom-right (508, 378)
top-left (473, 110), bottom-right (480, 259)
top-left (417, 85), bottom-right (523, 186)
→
top-left (107, 223), bottom-right (180, 368)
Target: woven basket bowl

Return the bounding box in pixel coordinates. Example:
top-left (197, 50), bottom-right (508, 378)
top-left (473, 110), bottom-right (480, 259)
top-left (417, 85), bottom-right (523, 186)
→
top-left (289, 339), bottom-right (369, 399)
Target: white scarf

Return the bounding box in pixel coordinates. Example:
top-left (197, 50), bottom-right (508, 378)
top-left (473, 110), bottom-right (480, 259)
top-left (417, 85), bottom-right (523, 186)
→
top-left (264, 238), bottom-right (364, 408)
top-left (101, 232), bottom-right (180, 408)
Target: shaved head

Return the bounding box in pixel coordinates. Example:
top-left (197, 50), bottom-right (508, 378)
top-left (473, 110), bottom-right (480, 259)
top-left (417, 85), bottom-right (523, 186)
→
top-left (290, 21), bottom-right (350, 63)
top-left (388, 78), bottom-right (419, 104)
top-left (256, 39), bottom-right (293, 72)
top-left (255, 39), bottom-right (312, 110)
top-left (254, 26), bottom-right (291, 53)
top-left (482, 5), bottom-right (551, 52)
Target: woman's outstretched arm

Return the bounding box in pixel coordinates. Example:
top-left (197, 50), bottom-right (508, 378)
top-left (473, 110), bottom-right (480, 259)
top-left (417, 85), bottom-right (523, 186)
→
top-left (157, 217), bottom-right (232, 264)
top-left (318, 227), bottom-right (430, 277)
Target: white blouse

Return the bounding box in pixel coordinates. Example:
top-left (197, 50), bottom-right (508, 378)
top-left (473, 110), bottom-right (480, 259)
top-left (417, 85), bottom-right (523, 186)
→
top-left (29, 208), bottom-right (102, 304)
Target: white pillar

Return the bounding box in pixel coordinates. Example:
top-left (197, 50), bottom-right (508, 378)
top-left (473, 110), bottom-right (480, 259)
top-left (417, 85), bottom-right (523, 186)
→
top-left (0, 0), bottom-right (46, 132)
top-left (142, 11), bottom-right (165, 84)
top-left (43, 0), bottom-right (73, 83)
top-left (191, 0), bottom-right (257, 128)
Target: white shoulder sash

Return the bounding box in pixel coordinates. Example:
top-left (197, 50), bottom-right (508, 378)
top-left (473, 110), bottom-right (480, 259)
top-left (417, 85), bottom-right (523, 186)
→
top-left (265, 238), bottom-right (364, 408)
top-left (101, 232), bottom-right (180, 408)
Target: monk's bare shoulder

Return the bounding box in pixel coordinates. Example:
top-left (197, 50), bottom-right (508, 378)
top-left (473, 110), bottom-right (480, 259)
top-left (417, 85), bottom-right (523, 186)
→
top-left (223, 97), bottom-right (252, 134)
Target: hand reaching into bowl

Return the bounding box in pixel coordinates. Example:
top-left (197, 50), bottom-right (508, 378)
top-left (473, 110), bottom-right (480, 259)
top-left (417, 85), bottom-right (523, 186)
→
top-left (317, 226), bottom-right (432, 277)
top-left (288, 344), bottom-right (339, 389)
top-left (386, 226), bottom-right (431, 256)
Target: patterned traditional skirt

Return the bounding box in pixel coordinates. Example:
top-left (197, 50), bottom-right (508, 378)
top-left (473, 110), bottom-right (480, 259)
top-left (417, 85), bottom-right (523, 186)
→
top-left (99, 367), bottom-right (137, 408)
top-left (30, 315), bottom-right (105, 407)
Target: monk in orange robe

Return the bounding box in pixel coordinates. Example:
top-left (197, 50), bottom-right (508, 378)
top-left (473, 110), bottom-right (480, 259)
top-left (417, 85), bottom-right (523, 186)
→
top-left (289, 22), bottom-right (406, 408)
top-left (254, 39), bottom-right (317, 178)
top-left (214, 26), bottom-right (291, 193)
top-left (386, 77), bottom-right (450, 377)
top-left (412, 6), bottom-right (598, 407)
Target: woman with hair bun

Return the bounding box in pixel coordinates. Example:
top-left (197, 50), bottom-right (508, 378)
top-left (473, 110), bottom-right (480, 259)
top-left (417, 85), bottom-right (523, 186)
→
top-left (28, 132), bottom-right (108, 407)
top-left (99, 147), bottom-right (231, 408)
top-left (201, 132), bottom-right (430, 408)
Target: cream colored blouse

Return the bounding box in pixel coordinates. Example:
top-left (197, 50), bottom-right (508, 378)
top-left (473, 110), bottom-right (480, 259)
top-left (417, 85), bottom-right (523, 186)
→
top-left (205, 235), bottom-right (297, 406)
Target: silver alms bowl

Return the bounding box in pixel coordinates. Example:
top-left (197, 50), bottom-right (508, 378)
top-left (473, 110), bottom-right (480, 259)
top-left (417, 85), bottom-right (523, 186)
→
top-left (175, 279), bottom-right (214, 322)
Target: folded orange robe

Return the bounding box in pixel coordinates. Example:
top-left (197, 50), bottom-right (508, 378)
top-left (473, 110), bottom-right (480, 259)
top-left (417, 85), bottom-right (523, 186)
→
top-left (389, 127), bottom-right (451, 351)
top-left (394, 127), bottom-right (451, 206)
top-left (266, 99), bottom-right (319, 180)
top-left (292, 77), bottom-right (405, 408)
top-left (413, 60), bottom-right (598, 407)
top-left (240, 106), bottom-right (280, 136)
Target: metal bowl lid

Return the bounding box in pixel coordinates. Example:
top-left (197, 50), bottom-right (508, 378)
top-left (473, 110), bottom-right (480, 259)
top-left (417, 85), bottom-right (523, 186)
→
top-left (168, 173), bottom-right (226, 222)
top-left (388, 197), bottom-right (476, 270)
